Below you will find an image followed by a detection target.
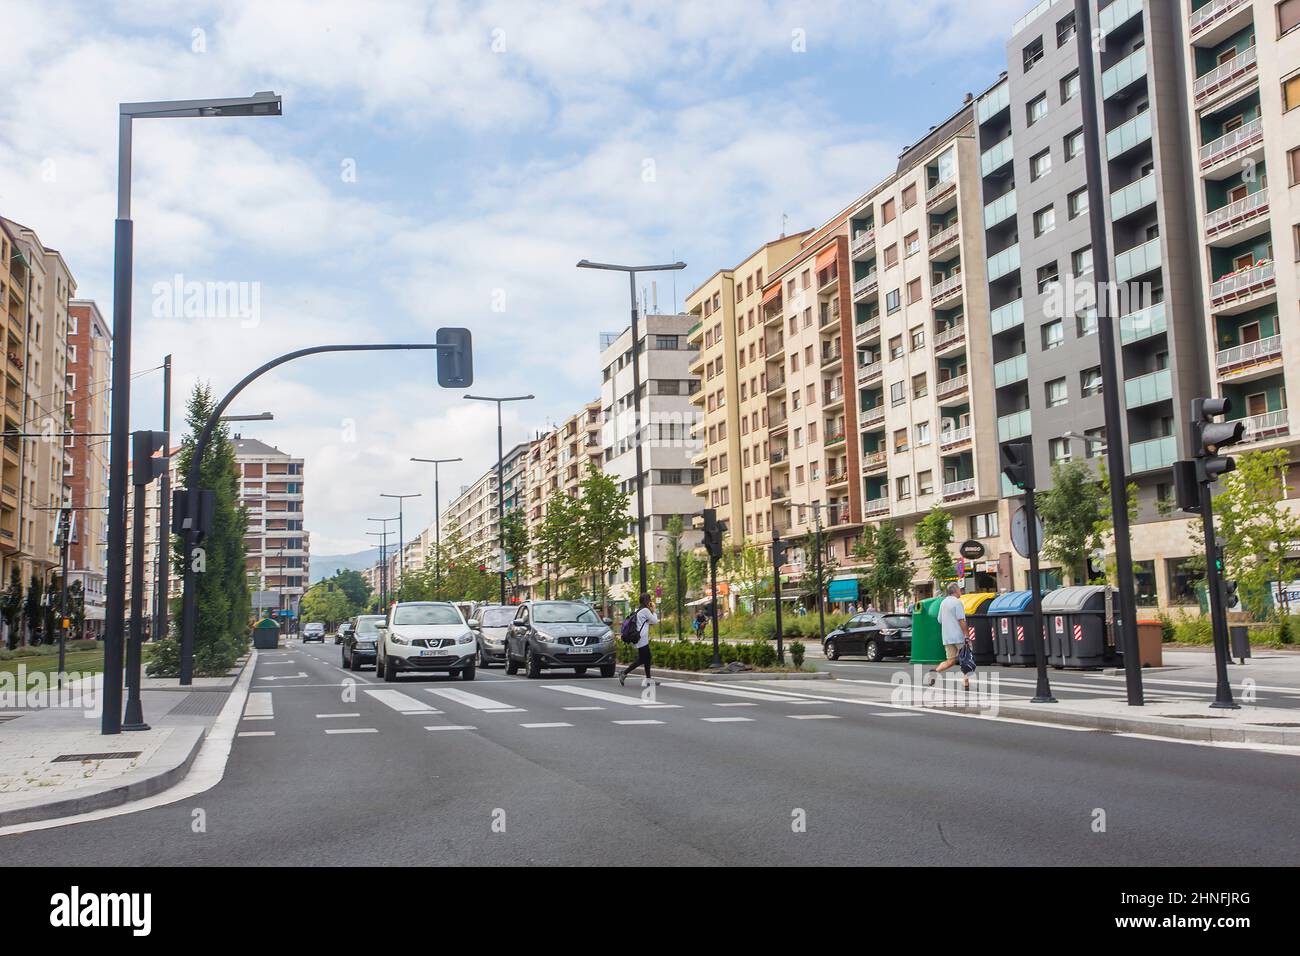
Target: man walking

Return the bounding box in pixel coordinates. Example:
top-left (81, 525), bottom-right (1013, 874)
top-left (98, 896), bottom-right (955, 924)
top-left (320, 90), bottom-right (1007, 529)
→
top-left (930, 583), bottom-right (970, 690)
top-left (619, 592), bottom-right (658, 687)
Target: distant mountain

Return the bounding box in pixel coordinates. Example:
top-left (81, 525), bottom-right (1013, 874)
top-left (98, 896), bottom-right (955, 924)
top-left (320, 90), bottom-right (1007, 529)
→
top-left (311, 549), bottom-right (380, 583)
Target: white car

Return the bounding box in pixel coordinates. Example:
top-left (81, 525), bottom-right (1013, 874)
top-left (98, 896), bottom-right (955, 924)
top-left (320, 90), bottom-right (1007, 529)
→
top-left (376, 601), bottom-right (477, 682)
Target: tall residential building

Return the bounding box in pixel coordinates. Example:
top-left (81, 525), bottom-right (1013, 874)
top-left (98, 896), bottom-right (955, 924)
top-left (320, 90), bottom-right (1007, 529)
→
top-left (235, 437), bottom-right (309, 620)
top-left (438, 441), bottom-right (530, 586)
top-left (598, 312), bottom-right (703, 604)
top-left (66, 299), bottom-right (111, 633)
top-left (0, 222), bottom-right (29, 580)
top-left (685, 232), bottom-right (808, 550)
top-left (522, 400), bottom-right (601, 597)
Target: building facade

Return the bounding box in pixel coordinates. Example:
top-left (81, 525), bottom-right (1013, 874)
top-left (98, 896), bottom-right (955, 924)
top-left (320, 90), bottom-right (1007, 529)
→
top-left (522, 400), bottom-right (601, 597)
top-left (66, 299), bottom-right (110, 633)
top-left (235, 437), bottom-right (309, 621)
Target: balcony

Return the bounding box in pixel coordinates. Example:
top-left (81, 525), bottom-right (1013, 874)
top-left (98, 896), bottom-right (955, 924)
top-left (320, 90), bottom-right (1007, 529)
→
top-left (771, 486), bottom-right (790, 502)
top-left (1216, 333), bottom-right (1283, 378)
top-left (984, 190), bottom-right (1016, 229)
top-left (926, 176), bottom-right (957, 212)
top-left (863, 450), bottom-right (887, 472)
top-left (939, 426), bottom-right (973, 450)
top-left (1118, 301), bottom-right (1168, 345)
top-left (1210, 262), bottom-right (1275, 311)
top-left (856, 360), bottom-right (882, 385)
top-left (1241, 409), bottom-right (1290, 443)
top-left (1188, 0), bottom-right (1253, 46)
top-left (1101, 46), bottom-right (1147, 100)
top-left (863, 496), bottom-right (890, 517)
top-left (1194, 44), bottom-right (1257, 107)
top-left (770, 448), bottom-right (788, 466)
top-left (853, 272), bottom-right (879, 300)
top-left (993, 353), bottom-right (1028, 388)
top-left (981, 137), bottom-right (1013, 177)
top-left (769, 412), bottom-right (789, 433)
top-left (825, 467), bottom-right (849, 487)
top-left (1130, 435), bottom-right (1176, 473)
top-left (824, 432), bottom-right (847, 447)
top-left (998, 409), bottom-right (1031, 442)
top-left (1114, 237), bottom-right (1162, 283)
top-left (928, 222), bottom-right (961, 258)
top-left (1099, 0), bottom-right (1143, 35)
top-left (861, 404), bottom-right (886, 427)
top-left (936, 374), bottom-right (969, 401)
top-left (1199, 118), bottom-right (1263, 176)
top-left (767, 372), bottom-right (787, 395)
top-left (855, 317), bottom-right (881, 343)
top-left (933, 324), bottom-right (966, 354)
top-left (850, 229), bottom-right (876, 258)
top-left (1204, 188), bottom-right (1269, 244)
top-left (942, 477), bottom-right (976, 501)
top-left (1124, 368), bottom-right (1173, 409)
top-left (1106, 110), bottom-right (1152, 160)
top-left (987, 244), bottom-right (1019, 282)
top-left (931, 272), bottom-right (964, 305)
top-left (824, 385), bottom-right (845, 406)
top-left (990, 298), bottom-right (1024, 335)
top-left (1110, 173), bottom-right (1157, 221)
top-left (977, 82), bottom-right (1010, 125)
top-left (821, 344), bottom-right (843, 368)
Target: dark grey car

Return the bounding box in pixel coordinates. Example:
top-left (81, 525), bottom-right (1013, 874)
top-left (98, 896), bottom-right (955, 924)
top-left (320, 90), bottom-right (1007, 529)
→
top-left (504, 601), bottom-right (616, 678)
top-left (471, 604), bottom-right (516, 667)
top-left (342, 615), bottom-right (385, 671)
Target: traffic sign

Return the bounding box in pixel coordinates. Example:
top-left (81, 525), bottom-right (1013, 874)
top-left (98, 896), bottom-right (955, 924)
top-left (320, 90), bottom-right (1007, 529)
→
top-left (1011, 506), bottom-right (1045, 559)
top-left (956, 557), bottom-right (966, 580)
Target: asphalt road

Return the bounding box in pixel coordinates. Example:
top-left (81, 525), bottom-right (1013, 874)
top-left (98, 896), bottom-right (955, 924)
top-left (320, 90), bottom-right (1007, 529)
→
top-left (5, 640), bottom-right (1298, 866)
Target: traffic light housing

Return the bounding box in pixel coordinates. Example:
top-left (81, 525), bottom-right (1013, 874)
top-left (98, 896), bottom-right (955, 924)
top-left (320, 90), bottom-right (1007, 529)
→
top-left (172, 488), bottom-right (216, 541)
top-left (131, 430), bottom-right (170, 486)
top-left (1000, 441), bottom-right (1035, 492)
top-left (702, 508), bottom-right (724, 561)
top-left (435, 326), bottom-right (474, 388)
top-left (1191, 397), bottom-right (1244, 484)
top-left (771, 533), bottom-right (790, 568)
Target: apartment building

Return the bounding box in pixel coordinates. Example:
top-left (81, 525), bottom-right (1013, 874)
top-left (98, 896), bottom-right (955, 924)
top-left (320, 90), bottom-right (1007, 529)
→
top-left (438, 441), bottom-right (530, 576)
top-left (0, 222), bottom-right (29, 578)
top-left (846, 104), bottom-right (1007, 595)
top-left (685, 233), bottom-right (808, 550)
top-left (235, 437), bottom-right (309, 620)
top-left (66, 299), bottom-right (110, 633)
top-left (522, 400), bottom-right (601, 597)
top-left (123, 450), bottom-right (178, 632)
top-left (598, 313), bottom-right (704, 603)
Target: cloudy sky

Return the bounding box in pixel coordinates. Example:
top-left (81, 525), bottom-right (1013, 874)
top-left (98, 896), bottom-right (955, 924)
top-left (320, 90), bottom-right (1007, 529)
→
top-left (0, 0), bottom-right (1027, 556)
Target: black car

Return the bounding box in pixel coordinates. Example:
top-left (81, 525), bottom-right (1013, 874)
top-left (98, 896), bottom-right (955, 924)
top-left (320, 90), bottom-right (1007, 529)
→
top-left (823, 612), bottom-right (912, 662)
top-left (341, 614), bottom-right (385, 671)
top-left (471, 604), bottom-right (516, 667)
top-left (504, 601), bottom-right (617, 678)
top-left (335, 622), bottom-right (354, 646)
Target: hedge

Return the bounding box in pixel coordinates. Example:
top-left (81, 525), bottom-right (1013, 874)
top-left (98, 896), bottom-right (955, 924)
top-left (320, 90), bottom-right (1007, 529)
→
top-left (616, 637), bottom-right (779, 671)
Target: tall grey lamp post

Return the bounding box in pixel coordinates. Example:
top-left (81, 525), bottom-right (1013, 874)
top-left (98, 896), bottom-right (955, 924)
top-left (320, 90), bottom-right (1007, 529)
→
top-left (463, 395), bottom-right (534, 605)
top-left (410, 457), bottom-right (462, 596)
top-left (380, 492), bottom-right (421, 598)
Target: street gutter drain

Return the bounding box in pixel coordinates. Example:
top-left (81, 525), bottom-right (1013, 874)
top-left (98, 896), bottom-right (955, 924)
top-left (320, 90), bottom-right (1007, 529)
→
top-left (51, 752), bottom-right (142, 763)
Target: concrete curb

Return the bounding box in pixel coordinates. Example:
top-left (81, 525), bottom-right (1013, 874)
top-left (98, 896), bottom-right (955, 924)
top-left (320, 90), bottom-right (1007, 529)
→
top-left (949, 700), bottom-right (1300, 746)
top-left (653, 668), bottom-right (831, 682)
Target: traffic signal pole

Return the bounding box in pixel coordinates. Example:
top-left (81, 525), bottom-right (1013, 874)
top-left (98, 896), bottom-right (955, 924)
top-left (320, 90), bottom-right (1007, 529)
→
top-left (1022, 486), bottom-right (1055, 704)
top-left (771, 531), bottom-right (786, 663)
top-left (1199, 485), bottom-right (1237, 709)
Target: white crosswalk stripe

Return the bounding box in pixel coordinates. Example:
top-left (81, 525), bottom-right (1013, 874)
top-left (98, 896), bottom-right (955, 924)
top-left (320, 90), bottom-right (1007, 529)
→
top-left (364, 689), bottom-right (439, 713)
top-left (788, 714), bottom-right (840, 720)
top-left (427, 688), bottom-right (522, 711)
top-left (244, 692), bottom-right (274, 718)
top-left (659, 682), bottom-right (803, 703)
top-left (612, 719), bottom-right (663, 726)
top-left (543, 684), bottom-right (657, 706)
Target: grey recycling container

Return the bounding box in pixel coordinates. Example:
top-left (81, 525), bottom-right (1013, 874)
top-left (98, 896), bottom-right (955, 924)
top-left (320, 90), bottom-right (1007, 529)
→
top-left (988, 591), bottom-right (1037, 666)
top-left (1041, 585), bottom-right (1120, 670)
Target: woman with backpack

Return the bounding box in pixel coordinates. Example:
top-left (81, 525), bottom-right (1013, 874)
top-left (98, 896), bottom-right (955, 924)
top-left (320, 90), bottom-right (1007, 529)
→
top-left (619, 592), bottom-right (658, 687)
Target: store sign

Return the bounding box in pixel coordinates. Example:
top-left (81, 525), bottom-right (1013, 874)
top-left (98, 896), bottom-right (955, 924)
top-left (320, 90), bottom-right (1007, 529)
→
top-left (959, 539), bottom-right (985, 560)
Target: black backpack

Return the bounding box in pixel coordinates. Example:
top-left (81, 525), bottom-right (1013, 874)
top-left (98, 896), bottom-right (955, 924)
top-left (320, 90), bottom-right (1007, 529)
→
top-left (620, 611), bottom-right (639, 644)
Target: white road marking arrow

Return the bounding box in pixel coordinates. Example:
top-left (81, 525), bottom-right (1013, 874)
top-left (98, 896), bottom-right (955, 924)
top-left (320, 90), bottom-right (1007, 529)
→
top-left (257, 672), bottom-right (309, 681)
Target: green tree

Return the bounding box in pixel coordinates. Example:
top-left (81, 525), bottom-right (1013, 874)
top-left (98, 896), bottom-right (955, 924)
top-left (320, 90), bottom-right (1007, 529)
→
top-left (331, 569), bottom-right (371, 608)
top-left (502, 507), bottom-right (530, 598)
top-left (24, 575), bottom-right (43, 644)
top-left (67, 580), bottom-right (86, 639)
top-left (571, 463), bottom-right (633, 613)
top-left (2, 567), bottom-right (22, 648)
top-left (537, 491), bottom-right (578, 599)
top-left (794, 528), bottom-right (839, 612)
top-left (722, 535), bottom-right (770, 614)
top-left (915, 505), bottom-right (955, 588)
top-left (299, 580), bottom-right (360, 628)
top-left (1035, 461), bottom-right (1103, 585)
top-left (854, 520), bottom-right (913, 610)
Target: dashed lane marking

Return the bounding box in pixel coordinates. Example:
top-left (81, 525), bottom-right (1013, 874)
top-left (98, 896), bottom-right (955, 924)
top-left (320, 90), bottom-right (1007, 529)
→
top-left (787, 714), bottom-right (841, 720)
top-left (425, 725), bottom-right (477, 732)
top-left (701, 717), bottom-right (754, 723)
top-left (237, 731), bottom-right (275, 737)
top-left (316, 713), bottom-right (362, 718)
top-left (612, 719), bottom-right (664, 726)
top-left (325, 728), bottom-right (379, 735)
top-left (244, 692), bottom-right (274, 718)
top-left (520, 722), bottom-right (573, 729)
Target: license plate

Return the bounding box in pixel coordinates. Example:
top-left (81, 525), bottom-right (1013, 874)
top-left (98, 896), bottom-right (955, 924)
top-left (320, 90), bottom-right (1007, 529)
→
top-left (421, 648), bottom-right (440, 657)
top-left (568, 646), bottom-right (592, 655)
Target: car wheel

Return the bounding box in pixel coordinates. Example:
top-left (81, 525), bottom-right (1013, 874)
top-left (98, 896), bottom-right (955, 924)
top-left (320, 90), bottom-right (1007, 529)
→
top-left (865, 639), bottom-right (881, 663)
top-left (349, 651), bottom-right (361, 672)
top-left (374, 654), bottom-right (384, 679)
top-left (600, 663), bottom-right (616, 678)
top-left (479, 649), bottom-right (492, 669)
top-left (525, 646), bottom-right (542, 679)
top-left (825, 639), bottom-right (840, 661)
top-left (461, 662), bottom-right (476, 681)
top-left (505, 648), bottom-right (519, 675)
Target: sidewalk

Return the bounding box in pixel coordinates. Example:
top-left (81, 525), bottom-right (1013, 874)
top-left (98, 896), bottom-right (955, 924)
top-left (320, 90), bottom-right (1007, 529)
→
top-left (0, 652), bottom-right (252, 827)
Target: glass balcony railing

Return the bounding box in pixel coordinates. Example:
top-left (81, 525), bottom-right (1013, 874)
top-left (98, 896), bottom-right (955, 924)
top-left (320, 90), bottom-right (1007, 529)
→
top-left (1110, 173), bottom-right (1157, 220)
top-left (1118, 301), bottom-right (1167, 345)
top-left (987, 244), bottom-right (1020, 281)
top-left (994, 353), bottom-right (1028, 388)
top-left (1114, 237), bottom-right (1162, 283)
top-left (984, 189), bottom-right (1017, 229)
top-left (990, 298), bottom-right (1024, 335)
top-left (981, 137), bottom-right (1014, 177)
top-left (1124, 368), bottom-right (1172, 409)
top-left (977, 82), bottom-right (1010, 124)
top-left (997, 409), bottom-right (1031, 442)
top-left (1101, 46), bottom-right (1147, 100)
top-left (1130, 435), bottom-right (1176, 473)
top-left (1106, 110), bottom-right (1152, 160)
top-left (1099, 0), bottom-right (1143, 35)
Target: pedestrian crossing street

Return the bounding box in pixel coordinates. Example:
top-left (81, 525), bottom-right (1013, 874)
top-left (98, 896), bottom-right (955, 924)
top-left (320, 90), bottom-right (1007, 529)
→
top-left (235, 676), bottom-right (921, 738)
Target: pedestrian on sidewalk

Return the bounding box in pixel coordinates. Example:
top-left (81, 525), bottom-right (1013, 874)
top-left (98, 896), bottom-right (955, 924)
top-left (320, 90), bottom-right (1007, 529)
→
top-left (929, 583), bottom-right (972, 690)
top-left (620, 592), bottom-right (658, 687)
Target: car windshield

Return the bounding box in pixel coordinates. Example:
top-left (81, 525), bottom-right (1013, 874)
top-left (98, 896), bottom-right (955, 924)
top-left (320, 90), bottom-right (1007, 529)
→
top-left (883, 615), bottom-right (911, 629)
top-left (354, 617), bottom-right (384, 636)
top-left (531, 602), bottom-right (601, 624)
top-left (479, 607), bottom-right (515, 626)
top-left (392, 605), bottom-right (462, 626)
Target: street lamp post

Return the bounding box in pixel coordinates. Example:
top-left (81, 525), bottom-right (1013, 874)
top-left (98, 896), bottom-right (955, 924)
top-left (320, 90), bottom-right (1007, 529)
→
top-left (379, 493), bottom-right (421, 599)
top-left (576, 258), bottom-right (687, 597)
top-left (411, 457), bottom-right (462, 598)
top-left (367, 517), bottom-right (398, 606)
top-left (790, 501), bottom-right (828, 644)
top-left (104, 91), bottom-right (282, 733)
top-left (463, 395), bottom-right (533, 605)
top-left (651, 531), bottom-right (684, 638)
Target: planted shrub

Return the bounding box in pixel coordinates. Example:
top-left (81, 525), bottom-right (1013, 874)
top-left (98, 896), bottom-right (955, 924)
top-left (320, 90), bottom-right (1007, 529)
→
top-left (790, 640), bottom-right (805, 668)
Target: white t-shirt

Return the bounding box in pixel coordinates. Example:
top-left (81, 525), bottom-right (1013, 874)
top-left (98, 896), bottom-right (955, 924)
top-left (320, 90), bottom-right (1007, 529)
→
top-left (938, 595), bottom-right (967, 645)
top-left (635, 607), bottom-right (658, 648)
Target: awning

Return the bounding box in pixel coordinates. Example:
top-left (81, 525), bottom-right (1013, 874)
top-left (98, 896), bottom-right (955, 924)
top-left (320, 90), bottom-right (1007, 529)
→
top-left (761, 283), bottom-right (782, 306)
top-left (815, 244), bottom-right (838, 271)
top-left (827, 578), bottom-right (859, 602)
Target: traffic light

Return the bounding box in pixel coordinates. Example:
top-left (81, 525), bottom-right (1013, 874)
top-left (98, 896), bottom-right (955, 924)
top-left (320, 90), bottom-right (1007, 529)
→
top-left (702, 508), bottom-right (724, 561)
top-left (1191, 397), bottom-right (1244, 484)
top-left (1000, 442), bottom-right (1035, 492)
top-left (435, 326), bottom-right (474, 388)
top-left (131, 430), bottom-right (170, 486)
top-left (1172, 459), bottom-right (1200, 513)
top-left (172, 488), bottom-right (216, 541)
top-left (771, 534), bottom-right (789, 568)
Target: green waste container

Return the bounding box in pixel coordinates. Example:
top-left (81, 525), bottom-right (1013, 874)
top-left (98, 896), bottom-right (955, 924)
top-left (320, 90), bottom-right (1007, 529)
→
top-left (909, 596), bottom-right (946, 665)
top-left (252, 617), bottom-right (281, 650)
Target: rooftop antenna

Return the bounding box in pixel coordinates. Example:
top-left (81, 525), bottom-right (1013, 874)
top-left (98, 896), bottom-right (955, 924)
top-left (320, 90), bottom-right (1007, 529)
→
top-left (651, 280), bottom-right (658, 315)
top-left (781, 212), bottom-right (789, 238)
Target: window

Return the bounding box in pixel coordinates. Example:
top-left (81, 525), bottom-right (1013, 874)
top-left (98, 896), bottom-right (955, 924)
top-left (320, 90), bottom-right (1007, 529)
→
top-left (1282, 0), bottom-right (1300, 36)
top-left (1072, 246), bottom-right (1093, 277)
top-left (1285, 71), bottom-right (1300, 111)
top-left (904, 231), bottom-right (920, 256)
top-left (1077, 309), bottom-right (1098, 337)
top-left (1290, 146), bottom-right (1300, 185)
top-left (910, 326), bottom-right (925, 351)
top-left (912, 373), bottom-right (928, 399)
top-left (1056, 12), bottom-right (1076, 46)
top-left (1045, 377), bottom-right (1068, 408)
top-left (1037, 262), bottom-right (1059, 293)
top-left (894, 428), bottom-right (909, 452)
top-left (1034, 205), bottom-right (1056, 237)
top-left (1027, 93), bottom-right (1048, 126)
top-left (889, 335), bottom-right (904, 360)
top-left (884, 244), bottom-right (899, 268)
top-left (1065, 128), bottom-right (1083, 161)
top-left (1081, 367), bottom-right (1102, 396)
top-left (1049, 437), bottom-right (1072, 463)
top-left (1084, 426), bottom-right (1106, 458)
top-left (1023, 36), bottom-right (1044, 72)
top-left (907, 278), bottom-right (922, 304)
top-left (1031, 148), bottom-right (1052, 181)
top-left (1068, 187), bottom-right (1089, 218)
top-left (915, 421), bottom-right (931, 446)
top-left (896, 475), bottom-right (912, 500)
top-left (886, 289), bottom-right (901, 314)
top-left (902, 184), bottom-right (917, 210)
top-left (1042, 319), bottom-right (1064, 350)
top-left (890, 382), bottom-right (906, 406)
top-left (1060, 70), bottom-right (1080, 103)
top-left (969, 512), bottom-right (999, 538)
top-left (918, 470), bottom-right (934, 495)
top-left (881, 198), bottom-right (896, 224)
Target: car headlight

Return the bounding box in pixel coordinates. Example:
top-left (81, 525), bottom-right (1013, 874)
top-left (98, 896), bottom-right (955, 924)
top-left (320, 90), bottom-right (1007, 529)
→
top-left (534, 630), bottom-right (555, 643)
top-left (457, 632), bottom-right (474, 645)
top-left (390, 633), bottom-right (409, 645)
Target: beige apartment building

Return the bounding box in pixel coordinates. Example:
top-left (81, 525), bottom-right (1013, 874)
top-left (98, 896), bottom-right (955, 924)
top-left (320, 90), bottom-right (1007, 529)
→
top-left (235, 437), bottom-right (309, 621)
top-left (438, 440), bottom-right (530, 582)
top-left (0, 221), bottom-right (30, 582)
top-left (522, 401), bottom-right (601, 597)
top-left (66, 299), bottom-right (111, 633)
top-left (685, 233), bottom-right (808, 550)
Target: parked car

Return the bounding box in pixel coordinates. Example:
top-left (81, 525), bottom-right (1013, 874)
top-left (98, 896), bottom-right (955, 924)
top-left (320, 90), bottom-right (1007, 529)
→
top-left (302, 622), bottom-right (326, 643)
top-left (504, 600), bottom-right (615, 679)
top-left (335, 621), bottom-right (354, 646)
top-left (471, 604), bottom-right (516, 667)
top-left (822, 612), bottom-right (912, 662)
top-left (375, 601), bottom-right (477, 681)
top-left (341, 615), bottom-right (384, 670)
top-left (453, 600), bottom-right (479, 624)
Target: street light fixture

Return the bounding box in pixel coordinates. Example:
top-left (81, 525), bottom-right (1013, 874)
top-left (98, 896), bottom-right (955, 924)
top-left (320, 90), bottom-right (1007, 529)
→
top-left (463, 394), bottom-right (534, 605)
top-left (410, 457), bottom-right (462, 595)
top-left (219, 412), bottom-right (275, 423)
top-left (576, 258), bottom-right (687, 598)
top-left (103, 91), bottom-right (282, 735)
top-left (379, 492), bottom-right (422, 597)
top-left (368, 517), bottom-right (399, 607)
